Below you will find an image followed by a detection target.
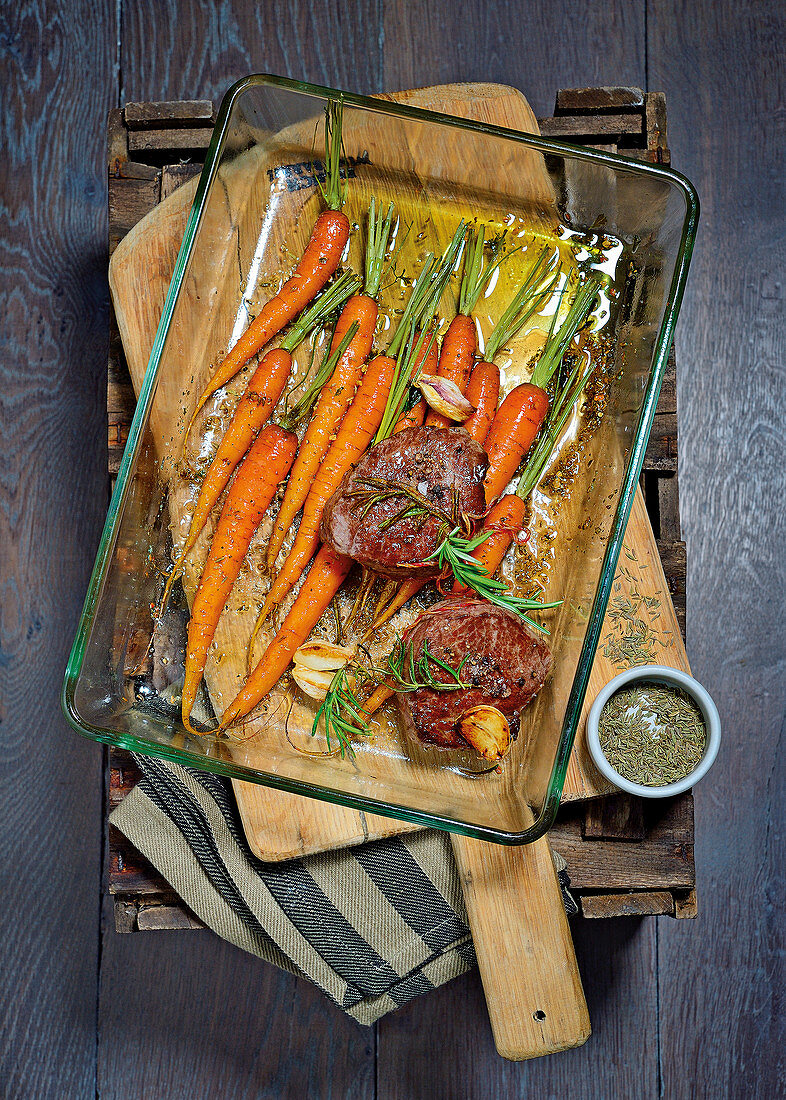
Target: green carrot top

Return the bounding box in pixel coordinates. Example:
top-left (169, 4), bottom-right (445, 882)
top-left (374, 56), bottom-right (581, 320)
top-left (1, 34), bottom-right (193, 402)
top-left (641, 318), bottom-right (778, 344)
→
top-left (318, 98), bottom-right (347, 212)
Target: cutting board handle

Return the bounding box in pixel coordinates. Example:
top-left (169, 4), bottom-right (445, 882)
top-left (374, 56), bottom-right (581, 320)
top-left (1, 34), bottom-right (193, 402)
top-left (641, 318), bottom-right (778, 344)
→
top-left (451, 833), bottom-right (590, 1060)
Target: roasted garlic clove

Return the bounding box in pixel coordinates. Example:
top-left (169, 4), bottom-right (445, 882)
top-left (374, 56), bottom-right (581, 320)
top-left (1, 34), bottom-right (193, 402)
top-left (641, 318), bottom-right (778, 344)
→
top-left (417, 374), bottom-right (475, 422)
top-left (456, 705), bottom-right (511, 761)
top-left (293, 640), bottom-right (357, 672)
top-left (291, 665), bottom-right (336, 701)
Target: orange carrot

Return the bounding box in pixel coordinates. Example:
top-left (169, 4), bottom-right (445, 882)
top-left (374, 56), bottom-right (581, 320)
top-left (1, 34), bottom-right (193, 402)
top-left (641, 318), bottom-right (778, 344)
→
top-left (451, 494), bottom-right (527, 595)
top-left (187, 101), bottom-right (350, 432)
top-left (266, 296), bottom-right (376, 569)
top-left (254, 353), bottom-right (396, 628)
top-left (483, 383), bottom-right (550, 506)
top-left (266, 199), bottom-right (395, 570)
top-left (158, 272), bottom-right (360, 616)
top-left (423, 227), bottom-right (509, 428)
top-left (220, 546), bottom-right (353, 730)
top-left (424, 313), bottom-right (477, 427)
top-left (182, 425), bottom-right (297, 732)
top-left (482, 274), bottom-right (601, 505)
top-left (393, 331), bottom-right (438, 433)
top-left (462, 360), bottom-right (500, 444)
top-left (185, 350), bottom-right (293, 556)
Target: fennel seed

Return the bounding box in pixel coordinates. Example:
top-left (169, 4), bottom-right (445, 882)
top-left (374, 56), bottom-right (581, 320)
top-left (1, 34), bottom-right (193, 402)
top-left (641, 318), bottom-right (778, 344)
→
top-left (598, 682), bottom-right (706, 786)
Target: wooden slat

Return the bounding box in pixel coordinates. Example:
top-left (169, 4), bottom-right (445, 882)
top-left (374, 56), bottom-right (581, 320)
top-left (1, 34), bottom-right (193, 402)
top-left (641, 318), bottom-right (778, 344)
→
top-left (555, 86), bottom-right (645, 113)
top-left (581, 890), bottom-right (675, 918)
top-left (538, 113), bottom-right (644, 139)
top-left (108, 175), bottom-right (161, 247)
top-left (161, 162), bottom-right (203, 199)
top-left (583, 794), bottom-right (646, 840)
top-left (656, 539), bottom-right (687, 637)
top-left (125, 99), bottom-right (214, 128)
top-left (658, 475), bottom-right (682, 540)
top-left (551, 795), bottom-right (695, 890)
top-left (645, 410), bottom-right (678, 470)
top-left (128, 127), bottom-right (213, 153)
top-left (645, 91), bottom-right (668, 152)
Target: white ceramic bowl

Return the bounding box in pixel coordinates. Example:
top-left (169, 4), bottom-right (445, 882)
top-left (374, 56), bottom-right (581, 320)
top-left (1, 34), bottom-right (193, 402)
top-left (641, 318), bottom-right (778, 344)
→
top-left (586, 665), bottom-right (721, 798)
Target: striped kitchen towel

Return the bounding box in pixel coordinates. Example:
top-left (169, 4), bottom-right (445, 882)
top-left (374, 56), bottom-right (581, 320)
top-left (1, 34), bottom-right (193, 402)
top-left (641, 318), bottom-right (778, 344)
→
top-left (110, 754), bottom-right (576, 1024)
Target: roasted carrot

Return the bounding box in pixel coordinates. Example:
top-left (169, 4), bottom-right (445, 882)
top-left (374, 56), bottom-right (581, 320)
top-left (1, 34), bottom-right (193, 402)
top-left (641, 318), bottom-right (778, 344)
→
top-left (462, 359), bottom-right (500, 444)
top-left (424, 314), bottom-right (476, 427)
top-left (392, 330), bottom-right (438, 433)
top-left (182, 425), bottom-right (297, 733)
top-left (483, 384), bottom-right (550, 505)
top-left (424, 228), bottom-right (508, 427)
top-left (220, 546), bottom-right (353, 730)
top-left (451, 494), bottom-right (527, 596)
top-left (157, 272), bottom-right (360, 615)
top-left (266, 200), bottom-right (394, 571)
top-left (483, 276), bottom-right (600, 506)
top-left (186, 100), bottom-right (350, 434)
top-left (243, 226), bottom-right (466, 663)
top-left (253, 352), bottom-right (397, 628)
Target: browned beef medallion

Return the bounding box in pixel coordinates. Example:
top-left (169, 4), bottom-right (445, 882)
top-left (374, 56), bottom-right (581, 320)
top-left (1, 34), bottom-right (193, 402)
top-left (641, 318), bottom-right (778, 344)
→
top-left (321, 425), bottom-right (488, 580)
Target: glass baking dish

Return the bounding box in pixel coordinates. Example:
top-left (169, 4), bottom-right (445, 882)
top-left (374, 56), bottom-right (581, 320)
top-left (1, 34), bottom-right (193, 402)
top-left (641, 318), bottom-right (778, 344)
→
top-left (63, 75), bottom-right (698, 845)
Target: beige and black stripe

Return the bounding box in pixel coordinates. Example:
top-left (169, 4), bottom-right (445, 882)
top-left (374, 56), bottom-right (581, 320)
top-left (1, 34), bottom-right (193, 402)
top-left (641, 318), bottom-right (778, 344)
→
top-left (111, 755), bottom-right (573, 1024)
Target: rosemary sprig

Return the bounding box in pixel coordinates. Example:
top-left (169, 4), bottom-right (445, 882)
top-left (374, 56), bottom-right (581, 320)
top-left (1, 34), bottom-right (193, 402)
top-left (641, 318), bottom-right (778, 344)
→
top-left (313, 663), bottom-right (373, 758)
top-left (484, 247), bottom-right (560, 363)
top-left (281, 319), bottom-right (359, 430)
top-left (420, 527), bottom-right (562, 633)
top-left (386, 638), bottom-right (469, 692)
top-left (310, 635), bottom-right (471, 757)
top-left (347, 476), bottom-right (470, 537)
top-left (317, 97), bottom-right (347, 211)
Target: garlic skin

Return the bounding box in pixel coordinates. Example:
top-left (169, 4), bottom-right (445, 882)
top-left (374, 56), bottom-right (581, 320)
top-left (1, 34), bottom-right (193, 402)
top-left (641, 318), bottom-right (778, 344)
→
top-left (417, 374), bottom-right (475, 422)
top-left (456, 705), bottom-right (511, 761)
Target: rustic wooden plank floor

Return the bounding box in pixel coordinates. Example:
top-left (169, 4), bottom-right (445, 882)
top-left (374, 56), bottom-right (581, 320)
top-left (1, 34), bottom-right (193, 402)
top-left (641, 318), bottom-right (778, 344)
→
top-left (2, 2), bottom-right (783, 1097)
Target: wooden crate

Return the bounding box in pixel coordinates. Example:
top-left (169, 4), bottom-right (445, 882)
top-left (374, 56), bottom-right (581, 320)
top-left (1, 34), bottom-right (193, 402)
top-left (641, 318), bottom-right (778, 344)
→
top-left (105, 87), bottom-right (694, 931)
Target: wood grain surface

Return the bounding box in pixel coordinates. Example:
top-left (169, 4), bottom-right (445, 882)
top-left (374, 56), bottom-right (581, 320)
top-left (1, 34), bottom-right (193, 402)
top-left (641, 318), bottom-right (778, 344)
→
top-left (3, 0), bottom-right (783, 1097)
top-left (0, 3), bottom-right (115, 1099)
top-left (649, 0), bottom-right (786, 1094)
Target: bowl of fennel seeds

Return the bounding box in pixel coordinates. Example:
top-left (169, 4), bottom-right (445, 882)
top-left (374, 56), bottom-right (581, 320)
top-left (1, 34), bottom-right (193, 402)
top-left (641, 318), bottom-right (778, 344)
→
top-left (586, 666), bottom-right (721, 798)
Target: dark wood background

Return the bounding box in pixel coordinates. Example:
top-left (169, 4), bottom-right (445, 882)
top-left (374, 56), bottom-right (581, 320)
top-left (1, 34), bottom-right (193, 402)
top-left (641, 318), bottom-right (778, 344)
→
top-left (2, 2), bottom-right (783, 1097)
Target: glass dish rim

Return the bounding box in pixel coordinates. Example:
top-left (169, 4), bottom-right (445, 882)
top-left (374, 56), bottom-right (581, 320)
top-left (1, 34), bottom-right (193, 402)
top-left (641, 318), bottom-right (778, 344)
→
top-left (62, 73), bottom-right (700, 846)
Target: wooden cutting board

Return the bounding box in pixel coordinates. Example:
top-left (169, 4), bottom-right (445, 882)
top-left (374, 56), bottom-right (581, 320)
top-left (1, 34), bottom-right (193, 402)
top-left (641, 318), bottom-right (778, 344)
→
top-left (110, 82), bottom-right (690, 863)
